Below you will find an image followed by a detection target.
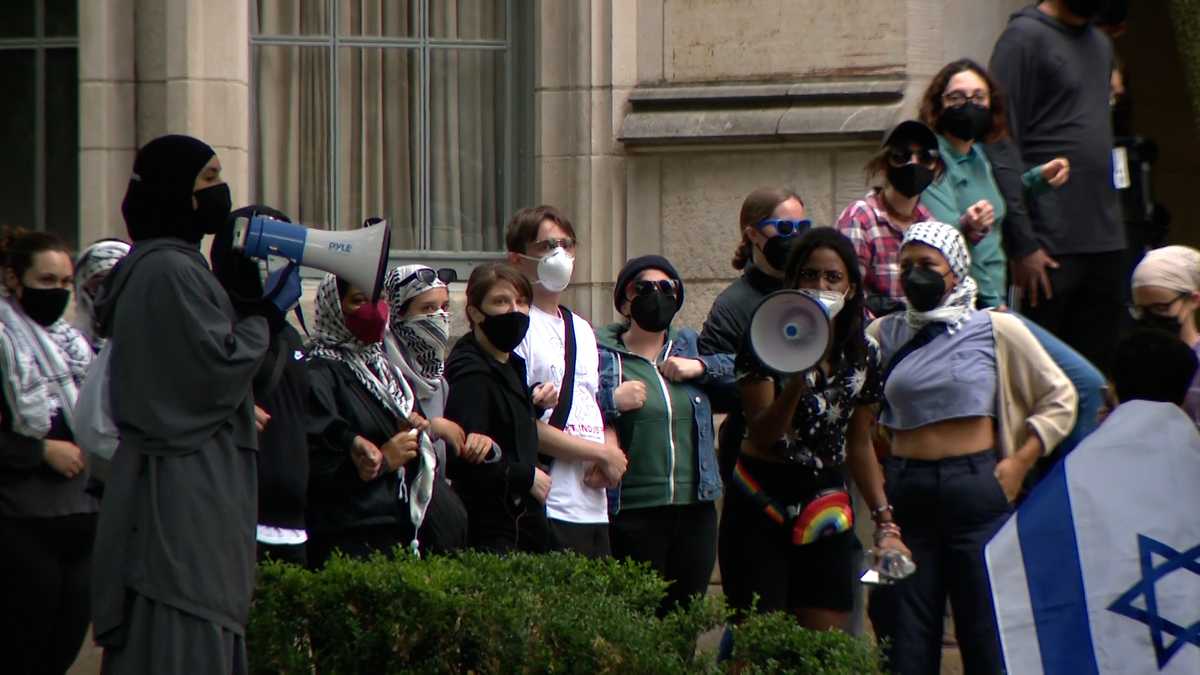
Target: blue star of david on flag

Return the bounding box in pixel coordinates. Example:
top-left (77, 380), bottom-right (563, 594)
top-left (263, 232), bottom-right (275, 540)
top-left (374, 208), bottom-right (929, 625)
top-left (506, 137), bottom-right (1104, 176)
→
top-left (1108, 535), bottom-right (1200, 669)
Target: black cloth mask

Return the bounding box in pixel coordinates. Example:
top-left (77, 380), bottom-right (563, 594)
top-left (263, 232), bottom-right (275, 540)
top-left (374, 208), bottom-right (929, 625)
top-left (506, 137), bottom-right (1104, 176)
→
top-left (901, 267), bottom-right (947, 312)
top-left (193, 183), bottom-right (232, 239)
top-left (478, 310), bottom-right (530, 353)
top-left (19, 287), bottom-right (70, 327)
top-left (121, 134), bottom-right (218, 243)
top-left (1064, 0), bottom-right (1103, 19)
top-left (761, 235), bottom-right (796, 271)
top-left (887, 164), bottom-right (935, 198)
top-left (939, 103), bottom-right (992, 142)
top-left (630, 292), bottom-right (677, 333)
top-left (1136, 313), bottom-right (1183, 336)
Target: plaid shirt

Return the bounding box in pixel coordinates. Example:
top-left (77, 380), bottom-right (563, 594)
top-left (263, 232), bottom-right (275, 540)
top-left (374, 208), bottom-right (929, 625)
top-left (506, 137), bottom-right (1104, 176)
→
top-left (835, 190), bottom-right (933, 303)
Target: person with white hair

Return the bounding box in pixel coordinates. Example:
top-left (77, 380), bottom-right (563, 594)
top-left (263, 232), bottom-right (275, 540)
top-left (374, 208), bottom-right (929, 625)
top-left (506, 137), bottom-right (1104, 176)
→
top-left (866, 221), bottom-right (1076, 675)
top-left (1129, 245), bottom-right (1200, 425)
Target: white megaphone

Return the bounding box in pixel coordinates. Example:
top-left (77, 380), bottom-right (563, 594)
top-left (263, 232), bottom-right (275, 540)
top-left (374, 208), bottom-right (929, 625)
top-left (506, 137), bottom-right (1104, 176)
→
top-left (748, 290), bottom-right (833, 374)
top-left (231, 214), bottom-right (392, 302)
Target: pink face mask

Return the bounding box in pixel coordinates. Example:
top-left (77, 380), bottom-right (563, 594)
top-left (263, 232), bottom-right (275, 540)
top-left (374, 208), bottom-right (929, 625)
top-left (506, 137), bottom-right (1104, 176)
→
top-left (345, 299), bottom-right (388, 344)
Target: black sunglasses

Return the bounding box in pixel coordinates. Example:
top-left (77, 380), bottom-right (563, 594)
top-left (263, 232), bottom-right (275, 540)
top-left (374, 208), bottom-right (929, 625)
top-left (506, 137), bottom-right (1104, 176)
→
top-left (397, 267), bottom-right (457, 287)
top-left (633, 279), bottom-right (679, 296)
top-left (887, 147), bottom-right (939, 167)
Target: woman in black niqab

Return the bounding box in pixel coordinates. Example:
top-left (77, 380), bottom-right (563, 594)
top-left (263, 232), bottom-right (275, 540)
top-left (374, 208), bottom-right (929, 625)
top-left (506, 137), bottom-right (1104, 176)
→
top-left (120, 134), bottom-right (232, 244)
top-left (91, 134), bottom-right (270, 675)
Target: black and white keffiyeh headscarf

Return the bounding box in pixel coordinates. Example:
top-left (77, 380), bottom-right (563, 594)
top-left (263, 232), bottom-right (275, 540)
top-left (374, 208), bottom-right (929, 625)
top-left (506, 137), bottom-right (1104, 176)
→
top-left (308, 273), bottom-right (414, 420)
top-left (309, 273), bottom-right (437, 552)
top-left (73, 239), bottom-right (130, 352)
top-left (384, 264), bottom-right (450, 399)
top-left (902, 221), bottom-right (978, 334)
top-left (0, 295), bottom-right (91, 437)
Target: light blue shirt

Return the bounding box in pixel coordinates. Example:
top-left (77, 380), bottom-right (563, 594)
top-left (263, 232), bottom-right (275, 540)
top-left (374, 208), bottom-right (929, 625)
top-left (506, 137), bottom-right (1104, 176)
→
top-left (877, 311), bottom-right (998, 430)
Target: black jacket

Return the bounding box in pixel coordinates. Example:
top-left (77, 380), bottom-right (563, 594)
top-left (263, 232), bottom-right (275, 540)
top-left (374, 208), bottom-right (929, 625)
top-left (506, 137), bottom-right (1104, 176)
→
top-left (443, 333), bottom-right (539, 506)
top-left (698, 265), bottom-right (782, 476)
top-left (305, 357), bottom-right (416, 536)
top-left (989, 4), bottom-right (1121, 255)
top-left (254, 324), bottom-right (310, 530)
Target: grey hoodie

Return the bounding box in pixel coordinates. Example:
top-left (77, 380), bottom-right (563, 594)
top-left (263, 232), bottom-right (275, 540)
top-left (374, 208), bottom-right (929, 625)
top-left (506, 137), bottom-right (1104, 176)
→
top-left (989, 4), bottom-right (1121, 255)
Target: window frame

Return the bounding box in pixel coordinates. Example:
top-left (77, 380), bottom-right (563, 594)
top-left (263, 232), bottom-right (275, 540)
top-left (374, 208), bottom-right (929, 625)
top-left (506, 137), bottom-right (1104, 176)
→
top-left (0, 2), bottom-right (78, 241)
top-left (249, 0), bottom-right (530, 270)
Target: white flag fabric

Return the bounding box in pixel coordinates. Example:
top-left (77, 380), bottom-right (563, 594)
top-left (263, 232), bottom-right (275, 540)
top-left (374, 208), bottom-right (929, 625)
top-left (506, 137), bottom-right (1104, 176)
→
top-left (985, 400), bottom-right (1200, 674)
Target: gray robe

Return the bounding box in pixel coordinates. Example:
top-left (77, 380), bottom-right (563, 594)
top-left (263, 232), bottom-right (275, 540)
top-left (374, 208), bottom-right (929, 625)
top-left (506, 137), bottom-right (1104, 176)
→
top-left (90, 240), bottom-right (269, 663)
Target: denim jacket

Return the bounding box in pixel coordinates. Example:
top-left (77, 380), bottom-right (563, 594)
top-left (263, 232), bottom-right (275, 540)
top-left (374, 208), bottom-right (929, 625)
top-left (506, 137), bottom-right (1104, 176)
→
top-left (596, 324), bottom-right (725, 513)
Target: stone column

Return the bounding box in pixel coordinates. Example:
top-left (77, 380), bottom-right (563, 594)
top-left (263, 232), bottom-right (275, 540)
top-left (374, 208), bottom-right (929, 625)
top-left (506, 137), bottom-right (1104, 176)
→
top-left (534, 0), bottom-right (626, 325)
top-left (78, 0), bottom-right (137, 243)
top-left (136, 0), bottom-right (252, 205)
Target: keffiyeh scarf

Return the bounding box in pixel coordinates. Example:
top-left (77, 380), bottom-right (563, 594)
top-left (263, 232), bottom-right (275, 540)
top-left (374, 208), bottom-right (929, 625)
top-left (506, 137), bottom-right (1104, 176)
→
top-left (308, 273), bottom-right (435, 552)
top-left (0, 295), bottom-right (91, 437)
top-left (902, 220), bottom-right (978, 335)
top-left (384, 265), bottom-right (449, 399)
top-left (73, 239), bottom-right (131, 352)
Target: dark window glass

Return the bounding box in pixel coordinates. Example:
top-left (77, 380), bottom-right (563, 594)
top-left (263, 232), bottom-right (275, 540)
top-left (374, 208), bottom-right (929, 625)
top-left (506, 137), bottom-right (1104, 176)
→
top-left (45, 0), bottom-right (77, 37)
top-left (0, 50), bottom-right (36, 231)
top-left (45, 48), bottom-right (78, 249)
top-left (0, 2), bottom-right (35, 39)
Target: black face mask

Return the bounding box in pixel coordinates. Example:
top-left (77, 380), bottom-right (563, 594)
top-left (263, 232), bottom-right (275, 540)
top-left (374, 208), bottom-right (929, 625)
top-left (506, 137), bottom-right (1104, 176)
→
top-left (477, 310), bottom-right (530, 353)
top-left (19, 287), bottom-right (70, 327)
top-left (887, 163), bottom-right (935, 198)
top-left (189, 183), bottom-right (232, 241)
top-left (901, 267), bottom-right (947, 312)
top-left (1064, 0), bottom-right (1103, 19)
top-left (761, 235), bottom-right (796, 271)
top-left (1136, 313), bottom-right (1183, 336)
top-left (939, 103), bottom-right (992, 142)
top-left (630, 292), bottom-right (678, 333)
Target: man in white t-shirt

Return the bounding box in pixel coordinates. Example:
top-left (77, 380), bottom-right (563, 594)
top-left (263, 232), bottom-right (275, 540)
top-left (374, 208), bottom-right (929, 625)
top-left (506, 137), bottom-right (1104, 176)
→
top-left (506, 205), bottom-right (628, 557)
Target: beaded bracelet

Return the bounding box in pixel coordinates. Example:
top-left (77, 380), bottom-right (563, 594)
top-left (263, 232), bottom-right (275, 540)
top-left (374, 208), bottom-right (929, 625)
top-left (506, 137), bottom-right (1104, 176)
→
top-left (874, 521), bottom-right (902, 545)
top-left (870, 504), bottom-right (894, 522)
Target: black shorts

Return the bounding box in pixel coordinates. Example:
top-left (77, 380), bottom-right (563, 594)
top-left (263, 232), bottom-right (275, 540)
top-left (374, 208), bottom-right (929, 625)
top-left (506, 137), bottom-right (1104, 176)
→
top-left (718, 456), bottom-right (857, 614)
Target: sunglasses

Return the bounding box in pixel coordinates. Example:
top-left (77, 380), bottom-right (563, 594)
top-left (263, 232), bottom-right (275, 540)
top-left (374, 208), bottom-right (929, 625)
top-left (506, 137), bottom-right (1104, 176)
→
top-left (396, 267), bottom-right (457, 287)
top-left (887, 147), bottom-right (939, 167)
top-left (528, 237), bottom-right (577, 256)
top-left (633, 279), bottom-right (679, 296)
top-left (795, 268), bottom-right (846, 284)
top-left (755, 218), bottom-right (812, 238)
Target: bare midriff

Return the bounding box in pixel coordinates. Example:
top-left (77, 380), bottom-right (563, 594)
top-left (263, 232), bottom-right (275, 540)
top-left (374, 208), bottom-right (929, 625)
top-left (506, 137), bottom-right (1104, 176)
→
top-left (888, 416), bottom-right (995, 460)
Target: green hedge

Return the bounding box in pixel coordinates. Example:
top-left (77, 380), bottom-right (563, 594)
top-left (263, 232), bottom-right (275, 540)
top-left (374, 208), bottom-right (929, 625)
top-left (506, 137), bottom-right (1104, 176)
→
top-left (248, 550), bottom-right (883, 674)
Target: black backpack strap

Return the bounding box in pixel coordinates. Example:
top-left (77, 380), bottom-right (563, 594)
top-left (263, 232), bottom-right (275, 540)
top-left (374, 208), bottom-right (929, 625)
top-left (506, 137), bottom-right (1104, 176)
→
top-left (547, 305), bottom-right (578, 430)
top-left (882, 321), bottom-right (948, 387)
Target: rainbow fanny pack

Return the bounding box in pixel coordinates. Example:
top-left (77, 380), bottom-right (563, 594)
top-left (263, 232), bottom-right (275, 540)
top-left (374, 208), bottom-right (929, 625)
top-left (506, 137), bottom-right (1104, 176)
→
top-left (732, 460), bottom-right (854, 546)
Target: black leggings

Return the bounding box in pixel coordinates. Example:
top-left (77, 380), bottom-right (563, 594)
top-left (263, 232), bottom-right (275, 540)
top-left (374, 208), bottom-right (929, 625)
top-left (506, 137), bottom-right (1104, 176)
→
top-left (0, 513), bottom-right (96, 675)
top-left (610, 503), bottom-right (717, 614)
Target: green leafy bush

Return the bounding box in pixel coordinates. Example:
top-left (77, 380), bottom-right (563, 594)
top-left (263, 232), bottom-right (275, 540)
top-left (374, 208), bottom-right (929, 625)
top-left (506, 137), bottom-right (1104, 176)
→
top-left (248, 550), bottom-right (881, 674)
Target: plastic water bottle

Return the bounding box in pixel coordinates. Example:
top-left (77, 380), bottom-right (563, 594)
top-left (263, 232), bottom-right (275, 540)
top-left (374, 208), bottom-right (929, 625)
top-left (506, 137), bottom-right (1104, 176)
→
top-left (863, 548), bottom-right (917, 585)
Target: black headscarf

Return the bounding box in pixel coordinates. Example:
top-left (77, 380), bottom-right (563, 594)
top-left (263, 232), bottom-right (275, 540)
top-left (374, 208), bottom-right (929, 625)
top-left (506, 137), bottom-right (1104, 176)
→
top-left (210, 205), bottom-right (292, 304)
top-left (121, 134), bottom-right (216, 243)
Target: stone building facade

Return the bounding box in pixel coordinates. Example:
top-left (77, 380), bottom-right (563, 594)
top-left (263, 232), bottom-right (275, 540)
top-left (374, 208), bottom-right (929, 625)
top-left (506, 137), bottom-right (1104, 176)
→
top-left (23, 1), bottom-right (1190, 328)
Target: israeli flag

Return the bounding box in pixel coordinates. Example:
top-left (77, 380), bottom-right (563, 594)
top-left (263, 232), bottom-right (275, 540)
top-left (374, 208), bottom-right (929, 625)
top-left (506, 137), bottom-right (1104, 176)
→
top-left (985, 400), bottom-right (1200, 674)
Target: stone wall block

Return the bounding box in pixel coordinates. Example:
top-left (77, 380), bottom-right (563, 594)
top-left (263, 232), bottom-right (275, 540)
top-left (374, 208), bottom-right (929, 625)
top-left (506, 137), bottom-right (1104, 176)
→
top-left (659, 150), bottom-right (834, 280)
top-left (80, 0), bottom-right (135, 82)
top-left (662, 0), bottom-right (905, 83)
top-left (537, 88), bottom-right (592, 158)
top-left (80, 82), bottom-right (137, 150)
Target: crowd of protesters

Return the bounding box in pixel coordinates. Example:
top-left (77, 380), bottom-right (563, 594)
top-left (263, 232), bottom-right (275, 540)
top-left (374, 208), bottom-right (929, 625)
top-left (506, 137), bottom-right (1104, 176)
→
top-left (1, 2), bottom-right (1195, 674)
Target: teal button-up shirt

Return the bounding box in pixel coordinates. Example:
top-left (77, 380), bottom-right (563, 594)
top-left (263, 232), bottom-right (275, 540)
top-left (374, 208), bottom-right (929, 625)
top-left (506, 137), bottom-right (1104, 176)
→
top-left (923, 135), bottom-right (1009, 307)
